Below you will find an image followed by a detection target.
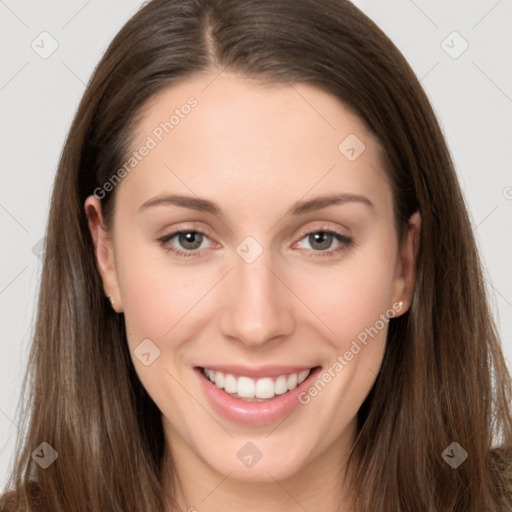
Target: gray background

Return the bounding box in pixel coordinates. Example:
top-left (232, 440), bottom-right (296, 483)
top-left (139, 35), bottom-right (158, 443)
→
top-left (1, 0), bottom-right (511, 489)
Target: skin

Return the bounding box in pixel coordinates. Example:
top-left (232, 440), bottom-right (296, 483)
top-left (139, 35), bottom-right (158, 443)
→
top-left (85, 71), bottom-right (420, 512)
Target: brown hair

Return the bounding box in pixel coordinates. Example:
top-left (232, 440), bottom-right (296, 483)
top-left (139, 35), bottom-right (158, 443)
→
top-left (2, 0), bottom-right (512, 510)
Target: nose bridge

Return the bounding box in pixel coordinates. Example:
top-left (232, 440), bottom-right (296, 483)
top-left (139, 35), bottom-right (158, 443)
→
top-left (219, 242), bottom-right (294, 347)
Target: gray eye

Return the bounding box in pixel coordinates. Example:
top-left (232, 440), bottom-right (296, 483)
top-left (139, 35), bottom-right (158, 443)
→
top-left (176, 231), bottom-right (204, 251)
top-left (307, 232), bottom-right (335, 251)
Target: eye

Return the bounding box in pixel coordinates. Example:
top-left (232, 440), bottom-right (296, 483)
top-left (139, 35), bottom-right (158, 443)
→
top-left (158, 229), bottom-right (213, 258)
top-left (294, 228), bottom-right (353, 258)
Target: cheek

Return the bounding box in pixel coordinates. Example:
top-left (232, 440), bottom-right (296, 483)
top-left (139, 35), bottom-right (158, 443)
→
top-left (291, 238), bottom-right (397, 349)
top-left (293, 244), bottom-right (397, 432)
top-left (117, 253), bottom-right (215, 345)
top-left (113, 243), bottom-right (214, 423)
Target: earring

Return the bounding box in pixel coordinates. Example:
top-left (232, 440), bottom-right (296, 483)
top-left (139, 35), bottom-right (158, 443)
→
top-left (398, 300), bottom-right (404, 311)
top-left (106, 295), bottom-right (115, 310)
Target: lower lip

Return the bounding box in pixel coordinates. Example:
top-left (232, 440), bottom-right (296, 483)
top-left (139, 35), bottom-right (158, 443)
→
top-left (195, 366), bottom-right (322, 426)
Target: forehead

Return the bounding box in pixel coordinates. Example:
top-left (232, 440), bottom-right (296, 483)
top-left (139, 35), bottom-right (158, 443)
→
top-left (118, 71), bottom-right (392, 217)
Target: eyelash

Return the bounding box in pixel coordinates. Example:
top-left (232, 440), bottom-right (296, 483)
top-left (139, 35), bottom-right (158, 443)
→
top-left (157, 227), bottom-right (353, 259)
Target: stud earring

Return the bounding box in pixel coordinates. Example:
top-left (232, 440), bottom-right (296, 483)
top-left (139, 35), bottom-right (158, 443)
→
top-left (398, 300), bottom-right (404, 311)
top-left (106, 295), bottom-right (115, 310)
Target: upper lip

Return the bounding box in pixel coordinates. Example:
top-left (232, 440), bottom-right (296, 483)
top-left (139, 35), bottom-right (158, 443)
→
top-left (196, 365), bottom-right (318, 379)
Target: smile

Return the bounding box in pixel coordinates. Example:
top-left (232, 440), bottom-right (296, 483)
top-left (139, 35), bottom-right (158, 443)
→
top-left (195, 365), bottom-right (322, 426)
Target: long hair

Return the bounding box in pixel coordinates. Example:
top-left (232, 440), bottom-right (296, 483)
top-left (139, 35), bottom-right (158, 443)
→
top-left (2, 0), bottom-right (512, 510)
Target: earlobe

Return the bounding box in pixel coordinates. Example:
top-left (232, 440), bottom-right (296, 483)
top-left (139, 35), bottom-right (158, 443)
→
top-left (84, 195), bottom-right (123, 312)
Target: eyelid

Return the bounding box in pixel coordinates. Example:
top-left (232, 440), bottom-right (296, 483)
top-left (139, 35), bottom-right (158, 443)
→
top-left (293, 223), bottom-right (350, 242)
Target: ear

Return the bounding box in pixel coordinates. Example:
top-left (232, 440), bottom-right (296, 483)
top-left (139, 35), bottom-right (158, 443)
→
top-left (392, 211), bottom-right (421, 316)
top-left (84, 195), bottom-right (123, 313)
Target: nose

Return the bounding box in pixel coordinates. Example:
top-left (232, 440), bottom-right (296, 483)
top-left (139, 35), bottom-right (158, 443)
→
top-left (218, 249), bottom-right (295, 349)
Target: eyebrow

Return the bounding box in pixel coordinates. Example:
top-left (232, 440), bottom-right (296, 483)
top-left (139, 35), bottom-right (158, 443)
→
top-left (138, 192), bottom-right (374, 216)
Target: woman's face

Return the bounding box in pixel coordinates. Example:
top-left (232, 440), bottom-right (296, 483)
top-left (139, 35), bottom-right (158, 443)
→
top-left (86, 72), bottom-right (419, 483)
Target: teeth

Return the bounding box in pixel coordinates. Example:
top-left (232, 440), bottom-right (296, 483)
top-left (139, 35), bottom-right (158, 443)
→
top-left (255, 377), bottom-right (275, 399)
top-left (237, 377), bottom-right (255, 398)
top-left (274, 375), bottom-right (288, 395)
top-left (214, 371), bottom-right (224, 388)
top-left (287, 373), bottom-right (297, 390)
top-left (224, 373), bottom-right (237, 394)
top-left (202, 367), bottom-right (312, 400)
top-left (297, 369), bottom-right (310, 384)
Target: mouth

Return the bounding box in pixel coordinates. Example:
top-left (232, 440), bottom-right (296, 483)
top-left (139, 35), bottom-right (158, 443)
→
top-left (194, 364), bottom-right (322, 426)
